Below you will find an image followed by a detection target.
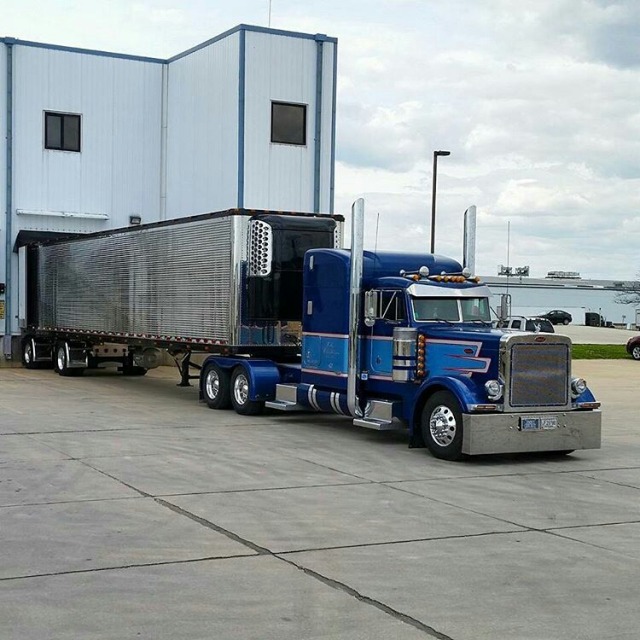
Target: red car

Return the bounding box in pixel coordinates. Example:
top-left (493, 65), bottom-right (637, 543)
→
top-left (626, 335), bottom-right (640, 360)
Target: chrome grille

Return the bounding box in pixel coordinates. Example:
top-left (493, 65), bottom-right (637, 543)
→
top-left (507, 341), bottom-right (570, 408)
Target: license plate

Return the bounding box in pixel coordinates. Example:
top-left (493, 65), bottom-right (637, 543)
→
top-left (520, 416), bottom-right (558, 431)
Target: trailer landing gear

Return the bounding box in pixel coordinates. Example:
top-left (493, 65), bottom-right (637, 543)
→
top-left (173, 351), bottom-right (202, 387)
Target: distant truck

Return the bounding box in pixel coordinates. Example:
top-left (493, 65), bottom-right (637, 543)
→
top-left (19, 200), bottom-right (601, 460)
top-left (496, 316), bottom-right (554, 333)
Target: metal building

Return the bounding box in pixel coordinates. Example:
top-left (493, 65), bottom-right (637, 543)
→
top-left (1, 24), bottom-right (338, 358)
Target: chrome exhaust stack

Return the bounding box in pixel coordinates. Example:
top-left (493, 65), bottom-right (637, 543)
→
top-left (347, 198), bottom-right (365, 417)
top-left (463, 205), bottom-right (477, 274)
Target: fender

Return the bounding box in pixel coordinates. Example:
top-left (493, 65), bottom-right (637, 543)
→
top-left (408, 374), bottom-right (487, 433)
top-left (575, 386), bottom-right (597, 404)
top-left (201, 356), bottom-right (282, 401)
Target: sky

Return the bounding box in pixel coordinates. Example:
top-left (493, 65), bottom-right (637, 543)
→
top-left (2, 0), bottom-right (639, 280)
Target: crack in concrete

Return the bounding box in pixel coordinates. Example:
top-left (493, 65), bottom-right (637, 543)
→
top-left (154, 498), bottom-right (271, 555)
top-left (278, 556), bottom-right (456, 639)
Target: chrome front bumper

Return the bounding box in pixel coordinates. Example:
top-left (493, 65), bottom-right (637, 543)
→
top-left (462, 410), bottom-right (602, 455)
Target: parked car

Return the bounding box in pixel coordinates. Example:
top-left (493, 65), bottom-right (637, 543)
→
top-left (541, 309), bottom-right (572, 325)
top-left (497, 316), bottom-right (555, 333)
top-left (626, 335), bottom-right (640, 361)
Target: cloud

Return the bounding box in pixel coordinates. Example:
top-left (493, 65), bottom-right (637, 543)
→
top-left (3, 0), bottom-right (638, 279)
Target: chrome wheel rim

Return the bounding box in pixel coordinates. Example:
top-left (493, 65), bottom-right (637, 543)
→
top-left (429, 404), bottom-right (457, 447)
top-left (205, 369), bottom-right (221, 400)
top-left (632, 346), bottom-right (640, 360)
top-left (233, 373), bottom-right (249, 406)
top-left (56, 346), bottom-right (66, 371)
top-left (24, 342), bottom-right (33, 365)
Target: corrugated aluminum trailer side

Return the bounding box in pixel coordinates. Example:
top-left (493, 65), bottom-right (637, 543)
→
top-left (19, 208), bottom-right (341, 378)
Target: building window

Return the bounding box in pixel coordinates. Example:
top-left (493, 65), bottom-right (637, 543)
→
top-left (44, 112), bottom-right (81, 152)
top-left (271, 102), bottom-right (306, 146)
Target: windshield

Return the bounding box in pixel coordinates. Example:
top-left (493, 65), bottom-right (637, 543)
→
top-left (411, 296), bottom-right (491, 323)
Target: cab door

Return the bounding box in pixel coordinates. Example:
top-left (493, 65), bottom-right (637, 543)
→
top-left (364, 289), bottom-right (407, 379)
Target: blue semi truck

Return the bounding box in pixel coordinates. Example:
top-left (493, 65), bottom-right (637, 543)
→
top-left (199, 200), bottom-right (601, 460)
top-left (20, 200), bottom-right (601, 460)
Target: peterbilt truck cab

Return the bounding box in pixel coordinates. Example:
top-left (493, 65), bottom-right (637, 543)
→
top-left (203, 199), bottom-right (601, 461)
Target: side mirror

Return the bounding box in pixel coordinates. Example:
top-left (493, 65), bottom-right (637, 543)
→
top-left (364, 290), bottom-right (378, 327)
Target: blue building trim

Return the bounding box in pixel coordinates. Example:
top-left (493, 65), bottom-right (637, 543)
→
top-left (0, 36), bottom-right (165, 64)
top-left (1, 25), bottom-right (337, 66)
top-left (168, 24), bottom-right (337, 63)
top-left (4, 42), bottom-right (13, 347)
top-left (330, 42), bottom-right (338, 214)
top-left (237, 29), bottom-right (246, 208)
top-left (313, 38), bottom-right (324, 213)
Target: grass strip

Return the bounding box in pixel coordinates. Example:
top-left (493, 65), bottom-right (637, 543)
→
top-left (572, 344), bottom-right (629, 359)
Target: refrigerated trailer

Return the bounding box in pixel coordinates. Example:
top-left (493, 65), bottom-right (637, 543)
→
top-left (19, 208), bottom-right (342, 382)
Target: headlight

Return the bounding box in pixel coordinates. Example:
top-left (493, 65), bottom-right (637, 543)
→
top-left (571, 377), bottom-right (587, 398)
top-left (485, 379), bottom-right (503, 401)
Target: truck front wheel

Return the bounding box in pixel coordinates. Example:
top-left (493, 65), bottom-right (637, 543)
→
top-left (421, 391), bottom-right (464, 461)
top-left (230, 367), bottom-right (264, 416)
top-left (202, 364), bottom-right (231, 410)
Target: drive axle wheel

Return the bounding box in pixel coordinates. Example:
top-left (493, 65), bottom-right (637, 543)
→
top-left (230, 367), bottom-right (264, 416)
top-left (202, 363), bottom-right (231, 410)
top-left (421, 391), bottom-right (464, 461)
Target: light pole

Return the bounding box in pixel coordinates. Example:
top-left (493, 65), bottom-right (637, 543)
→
top-left (430, 150), bottom-right (450, 253)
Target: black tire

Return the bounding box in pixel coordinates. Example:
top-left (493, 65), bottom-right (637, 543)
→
top-left (421, 390), bottom-right (464, 461)
top-left (54, 342), bottom-right (84, 377)
top-left (202, 363), bottom-right (231, 410)
top-left (21, 338), bottom-right (39, 370)
top-left (562, 319), bottom-right (570, 325)
top-left (230, 366), bottom-right (264, 416)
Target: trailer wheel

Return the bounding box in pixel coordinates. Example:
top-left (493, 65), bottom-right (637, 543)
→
top-left (21, 338), bottom-right (39, 370)
top-left (421, 391), bottom-right (464, 461)
top-left (202, 363), bottom-right (231, 410)
top-left (54, 342), bottom-right (84, 377)
top-left (230, 367), bottom-right (264, 416)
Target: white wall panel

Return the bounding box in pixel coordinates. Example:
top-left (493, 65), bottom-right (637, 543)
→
top-left (165, 33), bottom-right (240, 217)
top-left (243, 32), bottom-right (316, 212)
top-left (320, 42), bottom-right (336, 213)
top-left (0, 44), bottom-right (6, 287)
top-left (11, 45), bottom-right (163, 236)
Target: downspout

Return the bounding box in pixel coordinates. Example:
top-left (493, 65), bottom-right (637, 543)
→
top-left (237, 28), bottom-right (246, 208)
top-left (159, 62), bottom-right (168, 220)
top-left (347, 198), bottom-right (364, 417)
top-left (313, 36), bottom-right (324, 213)
top-left (329, 40), bottom-right (337, 214)
top-left (3, 40), bottom-right (13, 357)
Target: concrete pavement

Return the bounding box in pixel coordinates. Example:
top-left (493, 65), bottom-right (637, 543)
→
top-left (1, 360), bottom-right (639, 639)
top-left (555, 323), bottom-right (639, 344)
